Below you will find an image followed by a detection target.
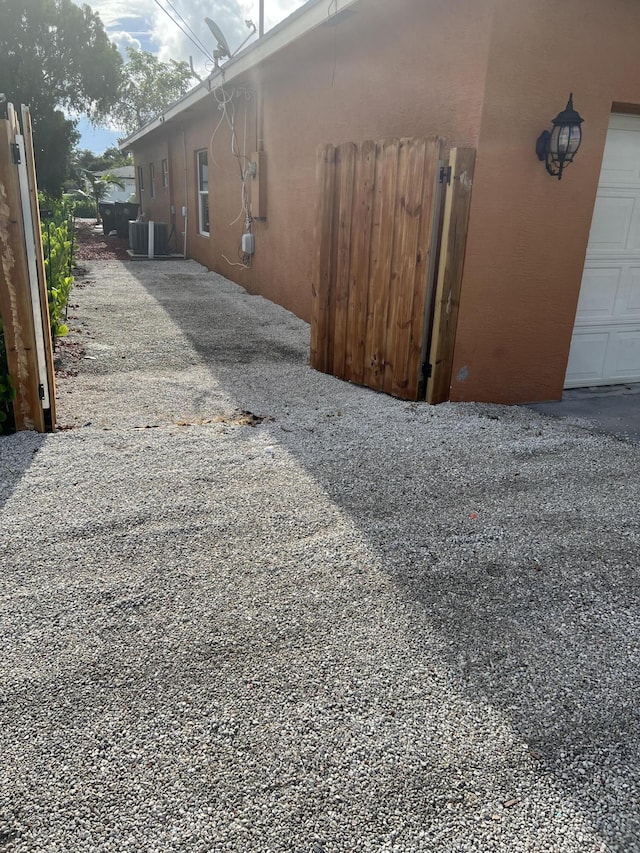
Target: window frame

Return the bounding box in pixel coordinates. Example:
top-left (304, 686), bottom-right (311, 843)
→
top-left (196, 149), bottom-right (209, 237)
top-left (149, 162), bottom-right (156, 198)
top-left (161, 158), bottom-right (169, 189)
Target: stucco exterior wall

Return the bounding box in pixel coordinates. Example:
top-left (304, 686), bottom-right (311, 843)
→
top-left (450, 0), bottom-right (640, 403)
top-left (135, 138), bottom-right (170, 222)
top-left (130, 0), bottom-right (494, 320)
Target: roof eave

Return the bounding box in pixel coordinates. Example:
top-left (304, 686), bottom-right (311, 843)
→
top-left (120, 0), bottom-right (361, 149)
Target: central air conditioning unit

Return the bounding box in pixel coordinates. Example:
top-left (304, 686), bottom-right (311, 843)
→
top-left (129, 221), bottom-right (169, 257)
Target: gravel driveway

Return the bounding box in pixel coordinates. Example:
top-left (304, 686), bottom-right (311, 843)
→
top-left (1, 260), bottom-right (639, 853)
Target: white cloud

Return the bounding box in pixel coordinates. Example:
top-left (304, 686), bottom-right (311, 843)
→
top-left (75, 0), bottom-right (307, 75)
top-left (110, 29), bottom-right (143, 58)
top-left (73, 0), bottom-right (307, 149)
top-left (263, 0), bottom-right (307, 30)
top-left (81, 0), bottom-right (154, 29)
top-left (151, 1), bottom-right (307, 74)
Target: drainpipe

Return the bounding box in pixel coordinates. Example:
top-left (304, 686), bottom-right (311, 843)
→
top-left (256, 78), bottom-right (264, 153)
top-left (182, 126), bottom-right (188, 258)
top-left (256, 0), bottom-right (264, 152)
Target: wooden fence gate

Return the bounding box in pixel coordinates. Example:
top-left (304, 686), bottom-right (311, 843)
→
top-left (0, 102), bottom-right (56, 431)
top-left (310, 136), bottom-right (474, 403)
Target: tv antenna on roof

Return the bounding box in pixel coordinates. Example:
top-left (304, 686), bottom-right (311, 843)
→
top-left (204, 17), bottom-right (257, 68)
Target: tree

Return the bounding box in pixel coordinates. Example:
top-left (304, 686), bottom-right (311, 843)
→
top-left (74, 146), bottom-right (132, 174)
top-left (112, 48), bottom-right (196, 138)
top-left (76, 170), bottom-right (126, 224)
top-left (0, 0), bottom-right (122, 195)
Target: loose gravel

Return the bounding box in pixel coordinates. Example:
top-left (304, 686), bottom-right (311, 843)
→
top-left (1, 260), bottom-right (639, 853)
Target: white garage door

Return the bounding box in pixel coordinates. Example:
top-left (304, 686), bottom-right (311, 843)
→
top-left (565, 114), bottom-right (640, 388)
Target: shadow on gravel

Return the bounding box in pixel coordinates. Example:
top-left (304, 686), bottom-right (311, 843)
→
top-left (0, 433), bottom-right (49, 516)
top-left (128, 264), bottom-right (640, 847)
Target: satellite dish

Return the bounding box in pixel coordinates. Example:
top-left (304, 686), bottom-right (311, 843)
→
top-left (204, 17), bottom-right (257, 68)
top-left (204, 17), bottom-right (231, 58)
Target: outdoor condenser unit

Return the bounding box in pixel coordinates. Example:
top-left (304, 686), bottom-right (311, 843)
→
top-left (129, 221), bottom-right (169, 257)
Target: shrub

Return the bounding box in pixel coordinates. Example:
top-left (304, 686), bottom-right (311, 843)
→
top-left (66, 196), bottom-right (97, 218)
top-left (40, 194), bottom-right (75, 341)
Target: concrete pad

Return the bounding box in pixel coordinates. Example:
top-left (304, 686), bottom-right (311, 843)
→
top-left (528, 383), bottom-right (640, 443)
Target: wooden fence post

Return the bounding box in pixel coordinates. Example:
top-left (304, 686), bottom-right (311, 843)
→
top-left (427, 147), bottom-right (475, 404)
top-left (21, 106), bottom-right (56, 429)
top-left (0, 104), bottom-right (45, 431)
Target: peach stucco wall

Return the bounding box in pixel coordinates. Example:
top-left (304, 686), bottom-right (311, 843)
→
top-left (133, 0), bottom-right (640, 403)
top-left (450, 0), bottom-right (640, 403)
top-left (246, 0), bottom-right (493, 320)
top-left (131, 0), bottom-right (494, 321)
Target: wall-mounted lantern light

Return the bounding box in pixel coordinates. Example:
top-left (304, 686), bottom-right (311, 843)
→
top-left (536, 93), bottom-right (584, 180)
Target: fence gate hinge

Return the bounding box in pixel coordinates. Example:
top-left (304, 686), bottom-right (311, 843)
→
top-left (38, 383), bottom-right (45, 401)
top-left (439, 165), bottom-right (451, 185)
top-left (10, 142), bottom-right (21, 165)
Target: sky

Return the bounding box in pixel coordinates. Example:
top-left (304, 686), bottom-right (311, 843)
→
top-left (74, 0), bottom-right (306, 151)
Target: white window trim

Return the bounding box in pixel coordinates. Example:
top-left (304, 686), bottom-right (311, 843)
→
top-left (150, 162), bottom-right (156, 198)
top-left (162, 158), bottom-right (169, 189)
top-left (137, 165), bottom-right (144, 208)
top-left (197, 149), bottom-right (209, 237)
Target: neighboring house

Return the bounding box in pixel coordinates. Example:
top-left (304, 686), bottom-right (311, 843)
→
top-left (93, 165), bottom-right (135, 202)
top-left (122, 0), bottom-right (640, 404)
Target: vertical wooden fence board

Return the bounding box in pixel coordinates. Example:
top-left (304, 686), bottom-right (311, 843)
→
top-left (363, 139), bottom-right (399, 390)
top-left (390, 138), bottom-right (430, 398)
top-left (20, 106), bottom-right (56, 428)
top-left (331, 142), bottom-right (356, 379)
top-left (310, 134), bottom-right (465, 404)
top-left (0, 109), bottom-right (45, 431)
top-left (383, 138), bottom-right (418, 397)
top-left (326, 145), bottom-right (342, 375)
top-left (310, 144), bottom-right (336, 373)
top-left (407, 136), bottom-right (443, 399)
top-left (345, 140), bottom-right (376, 385)
top-left (427, 147), bottom-right (476, 404)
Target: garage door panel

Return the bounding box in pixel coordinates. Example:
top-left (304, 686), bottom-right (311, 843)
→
top-left (566, 113), bottom-right (640, 388)
top-left (587, 195), bottom-right (635, 251)
top-left (566, 327), bottom-right (640, 387)
top-left (626, 267), bottom-right (640, 313)
top-left (605, 328), bottom-right (640, 379)
top-left (600, 129), bottom-right (640, 187)
top-left (565, 332), bottom-right (609, 386)
top-left (575, 266), bottom-right (621, 321)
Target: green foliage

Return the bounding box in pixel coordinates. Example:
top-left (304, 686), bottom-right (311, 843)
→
top-left (0, 316), bottom-right (16, 434)
top-left (113, 47), bottom-right (195, 137)
top-left (40, 195), bottom-right (75, 340)
top-left (66, 197), bottom-right (97, 218)
top-left (0, 0), bottom-right (123, 195)
top-left (31, 111), bottom-right (81, 200)
top-left (76, 170), bottom-right (126, 223)
top-left (75, 147), bottom-right (132, 174)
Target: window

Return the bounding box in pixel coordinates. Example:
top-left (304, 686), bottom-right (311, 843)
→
top-left (197, 150), bottom-right (209, 236)
top-left (150, 162), bottom-right (156, 198)
top-left (137, 165), bottom-right (144, 192)
top-left (162, 158), bottom-right (169, 189)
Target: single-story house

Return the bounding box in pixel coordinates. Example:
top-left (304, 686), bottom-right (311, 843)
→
top-left (122, 0), bottom-right (640, 404)
top-left (93, 165), bottom-right (136, 202)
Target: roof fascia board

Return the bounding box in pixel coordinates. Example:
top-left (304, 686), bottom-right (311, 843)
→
top-left (121, 0), bottom-right (361, 149)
